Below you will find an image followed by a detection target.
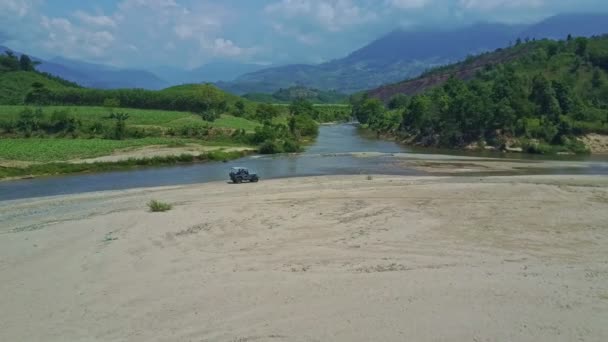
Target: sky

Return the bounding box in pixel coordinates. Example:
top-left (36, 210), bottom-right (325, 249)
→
top-left (1, 0), bottom-right (607, 69)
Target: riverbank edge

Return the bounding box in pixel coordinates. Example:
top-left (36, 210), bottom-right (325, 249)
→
top-left (359, 125), bottom-right (608, 155)
top-left (0, 150), bottom-right (255, 181)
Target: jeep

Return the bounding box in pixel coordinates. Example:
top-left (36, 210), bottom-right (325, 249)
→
top-left (229, 167), bottom-right (259, 183)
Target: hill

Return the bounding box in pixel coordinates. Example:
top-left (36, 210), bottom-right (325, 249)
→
top-left (355, 35), bottom-right (608, 154)
top-left (0, 46), bottom-right (169, 90)
top-left (42, 57), bottom-right (169, 90)
top-left (1, 52), bottom-right (80, 104)
top-left (367, 44), bottom-right (533, 101)
top-left (0, 71), bottom-right (77, 105)
top-left (217, 13), bottom-right (608, 95)
top-left (152, 62), bottom-right (269, 85)
top-left (520, 13), bottom-right (608, 40)
top-left (243, 86), bottom-right (348, 104)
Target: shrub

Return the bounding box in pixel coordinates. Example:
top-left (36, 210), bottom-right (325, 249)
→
top-left (147, 200), bottom-right (173, 212)
top-left (259, 140), bottom-right (283, 154)
top-left (282, 139), bottom-right (301, 153)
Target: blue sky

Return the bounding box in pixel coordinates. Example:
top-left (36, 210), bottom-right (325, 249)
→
top-left (1, 0), bottom-right (607, 69)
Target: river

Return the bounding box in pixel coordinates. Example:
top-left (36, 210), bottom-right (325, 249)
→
top-left (1, 124), bottom-right (607, 201)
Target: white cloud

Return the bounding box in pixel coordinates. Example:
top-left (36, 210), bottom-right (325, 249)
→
top-left (16, 0), bottom-right (258, 66)
top-left (40, 16), bottom-right (116, 58)
top-left (272, 23), bottom-right (320, 45)
top-left (387, 0), bottom-right (432, 9)
top-left (73, 11), bottom-right (116, 28)
top-left (0, 0), bottom-right (38, 17)
top-left (458, 0), bottom-right (544, 11)
top-left (210, 38), bottom-right (246, 57)
top-left (266, 0), bottom-right (377, 32)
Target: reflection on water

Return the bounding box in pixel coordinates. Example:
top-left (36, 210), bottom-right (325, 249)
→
top-left (1, 124), bottom-right (607, 201)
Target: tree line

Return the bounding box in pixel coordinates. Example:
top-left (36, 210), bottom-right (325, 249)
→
top-left (352, 36), bottom-right (608, 154)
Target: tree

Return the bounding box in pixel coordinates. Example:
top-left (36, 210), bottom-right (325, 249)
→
top-left (25, 83), bottom-right (52, 105)
top-left (255, 103), bottom-right (280, 123)
top-left (234, 100), bottom-right (246, 117)
top-left (108, 112), bottom-right (130, 140)
top-left (50, 110), bottom-right (80, 134)
top-left (592, 68), bottom-right (604, 88)
top-left (289, 114), bottom-right (318, 138)
top-left (19, 54), bottom-right (35, 71)
top-left (16, 108), bottom-right (44, 137)
top-left (103, 98), bottom-right (121, 108)
top-left (0, 51), bottom-right (20, 71)
top-left (387, 94), bottom-right (409, 110)
top-left (575, 37), bottom-right (588, 57)
top-left (531, 74), bottom-right (561, 122)
top-left (552, 80), bottom-right (575, 114)
top-left (289, 98), bottom-right (317, 117)
top-left (354, 98), bottom-right (384, 125)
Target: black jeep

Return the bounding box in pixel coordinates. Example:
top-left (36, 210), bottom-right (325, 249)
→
top-left (229, 167), bottom-right (259, 184)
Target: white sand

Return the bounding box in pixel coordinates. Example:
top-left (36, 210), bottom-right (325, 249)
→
top-left (1, 175), bottom-right (608, 342)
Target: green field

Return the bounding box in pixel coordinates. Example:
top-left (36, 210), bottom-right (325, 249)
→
top-left (0, 105), bottom-right (261, 132)
top-left (0, 138), bottom-right (227, 162)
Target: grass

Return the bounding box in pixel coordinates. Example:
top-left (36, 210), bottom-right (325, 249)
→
top-left (0, 71), bottom-right (73, 105)
top-left (0, 136), bottom-right (255, 162)
top-left (0, 150), bottom-right (251, 179)
top-left (0, 105), bottom-right (261, 132)
top-left (0, 138), bottom-right (196, 162)
top-left (147, 200), bottom-right (173, 212)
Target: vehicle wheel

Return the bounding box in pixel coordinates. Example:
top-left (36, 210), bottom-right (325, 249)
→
top-left (235, 177), bottom-right (242, 184)
top-left (252, 177), bottom-right (259, 183)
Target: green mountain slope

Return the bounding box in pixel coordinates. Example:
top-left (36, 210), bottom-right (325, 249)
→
top-left (0, 71), bottom-right (76, 105)
top-left (356, 36), bottom-right (608, 154)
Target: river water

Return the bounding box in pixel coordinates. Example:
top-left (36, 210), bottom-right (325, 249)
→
top-left (1, 124), bottom-right (607, 201)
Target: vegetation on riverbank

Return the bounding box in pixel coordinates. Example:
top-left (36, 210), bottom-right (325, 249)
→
top-left (0, 150), bottom-right (250, 180)
top-left (356, 35), bottom-right (608, 154)
top-left (1, 50), bottom-right (355, 179)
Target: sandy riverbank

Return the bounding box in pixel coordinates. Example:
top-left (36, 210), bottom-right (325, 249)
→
top-left (1, 175), bottom-right (608, 341)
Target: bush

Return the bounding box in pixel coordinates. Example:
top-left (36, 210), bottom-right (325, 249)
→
top-left (259, 140), bottom-right (283, 154)
top-left (282, 139), bottom-right (301, 153)
top-left (147, 200), bottom-right (173, 212)
top-left (291, 114), bottom-right (319, 138)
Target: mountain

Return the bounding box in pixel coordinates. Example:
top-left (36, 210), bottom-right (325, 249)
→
top-left (217, 13), bottom-right (608, 95)
top-left (0, 46), bottom-right (168, 90)
top-left (151, 62), bottom-right (268, 85)
top-left (367, 45), bottom-right (533, 102)
top-left (520, 13), bottom-right (608, 40)
top-left (43, 57), bottom-right (168, 90)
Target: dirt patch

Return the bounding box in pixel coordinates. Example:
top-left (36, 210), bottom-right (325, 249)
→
top-left (70, 144), bottom-right (254, 164)
top-left (580, 134), bottom-right (608, 154)
top-left (0, 159), bottom-right (37, 168)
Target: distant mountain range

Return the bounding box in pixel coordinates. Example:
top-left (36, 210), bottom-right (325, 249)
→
top-left (2, 13), bottom-right (607, 93)
top-left (151, 62), bottom-right (269, 85)
top-left (0, 46), bottom-right (169, 90)
top-left (0, 46), bottom-right (268, 90)
top-left (216, 13), bottom-right (608, 94)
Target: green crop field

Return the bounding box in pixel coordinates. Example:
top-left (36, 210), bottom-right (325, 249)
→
top-left (0, 138), bottom-right (205, 162)
top-left (0, 105), bottom-right (261, 132)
